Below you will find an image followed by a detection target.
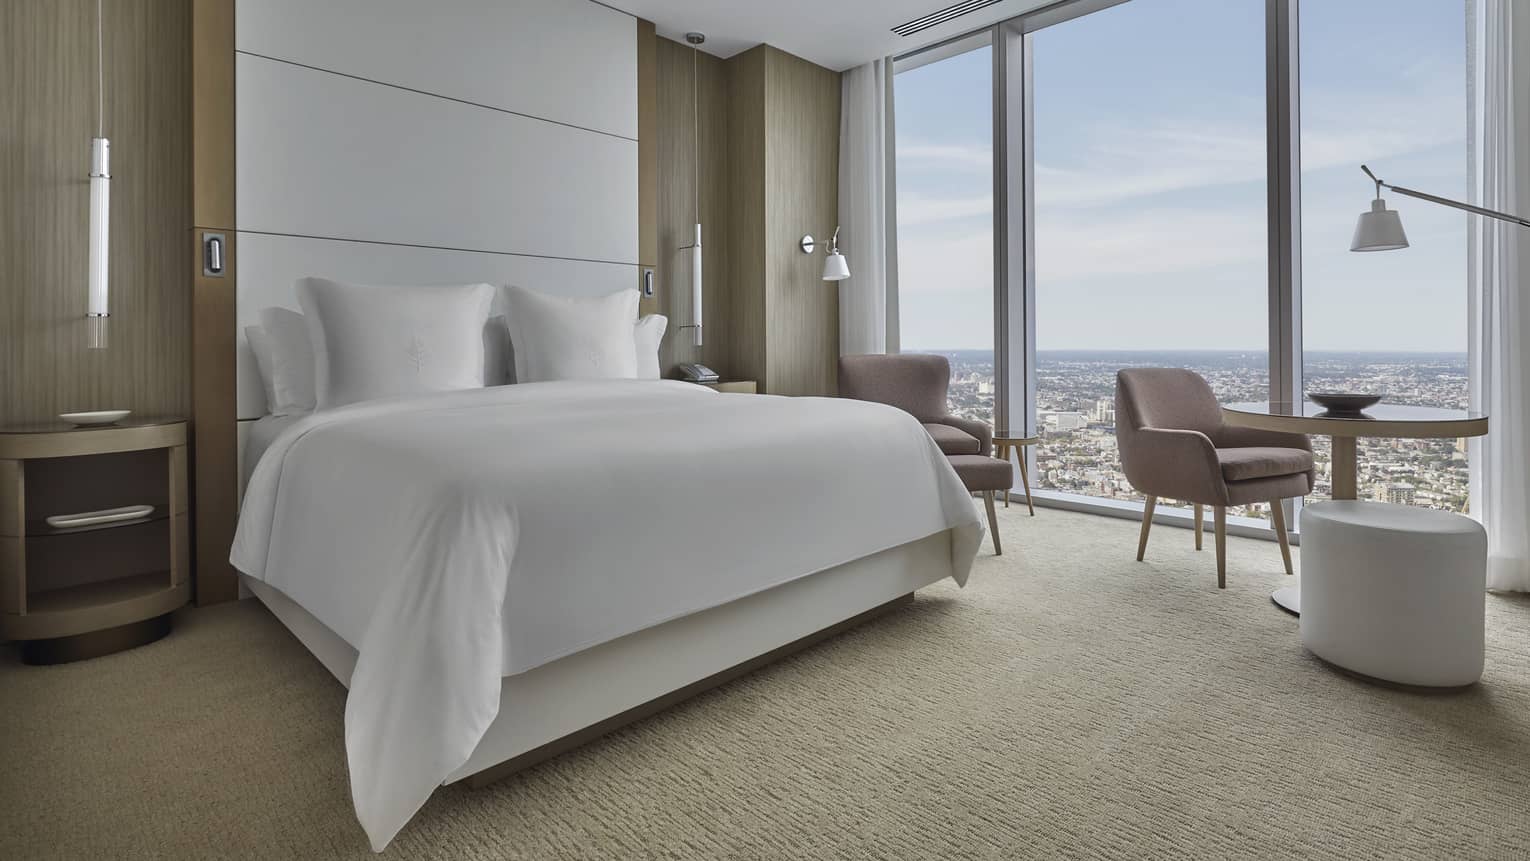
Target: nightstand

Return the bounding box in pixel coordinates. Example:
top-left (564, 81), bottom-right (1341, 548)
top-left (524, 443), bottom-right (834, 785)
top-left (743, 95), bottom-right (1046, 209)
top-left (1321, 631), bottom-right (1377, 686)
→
top-left (693, 380), bottom-right (758, 394)
top-left (0, 417), bottom-right (190, 664)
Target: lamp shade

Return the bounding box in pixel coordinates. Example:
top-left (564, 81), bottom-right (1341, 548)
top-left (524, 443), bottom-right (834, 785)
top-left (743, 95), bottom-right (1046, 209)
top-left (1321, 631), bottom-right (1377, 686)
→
top-left (1350, 198), bottom-right (1409, 252)
top-left (822, 251), bottom-right (850, 281)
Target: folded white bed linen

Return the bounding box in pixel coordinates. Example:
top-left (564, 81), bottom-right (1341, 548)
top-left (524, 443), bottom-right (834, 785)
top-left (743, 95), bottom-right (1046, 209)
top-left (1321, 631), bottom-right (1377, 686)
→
top-left (240, 413), bottom-right (305, 491)
top-left (231, 380), bottom-right (981, 851)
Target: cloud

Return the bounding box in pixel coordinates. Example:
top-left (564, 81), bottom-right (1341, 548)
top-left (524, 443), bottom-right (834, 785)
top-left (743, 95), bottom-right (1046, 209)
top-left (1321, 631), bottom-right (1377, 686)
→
top-left (895, 193), bottom-right (992, 227)
top-left (897, 230), bottom-right (992, 297)
top-left (1033, 205), bottom-right (1266, 281)
top-left (896, 142), bottom-right (990, 170)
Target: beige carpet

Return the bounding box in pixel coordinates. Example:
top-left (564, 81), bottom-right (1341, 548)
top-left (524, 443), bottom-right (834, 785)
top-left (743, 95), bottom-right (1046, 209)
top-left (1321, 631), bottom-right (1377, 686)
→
top-left (3, 505), bottom-right (1529, 860)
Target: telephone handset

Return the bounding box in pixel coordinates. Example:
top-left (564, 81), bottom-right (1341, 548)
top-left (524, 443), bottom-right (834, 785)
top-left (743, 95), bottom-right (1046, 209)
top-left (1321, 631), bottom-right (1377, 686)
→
top-left (677, 362), bottom-right (720, 383)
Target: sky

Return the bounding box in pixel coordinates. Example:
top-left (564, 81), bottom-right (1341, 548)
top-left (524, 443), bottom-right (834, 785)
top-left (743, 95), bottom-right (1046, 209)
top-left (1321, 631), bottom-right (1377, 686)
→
top-left (893, 0), bottom-right (1469, 353)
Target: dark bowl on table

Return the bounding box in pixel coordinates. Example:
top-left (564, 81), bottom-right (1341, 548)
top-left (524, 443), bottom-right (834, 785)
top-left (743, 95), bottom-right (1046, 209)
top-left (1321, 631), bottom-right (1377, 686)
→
top-left (1308, 392), bottom-right (1382, 416)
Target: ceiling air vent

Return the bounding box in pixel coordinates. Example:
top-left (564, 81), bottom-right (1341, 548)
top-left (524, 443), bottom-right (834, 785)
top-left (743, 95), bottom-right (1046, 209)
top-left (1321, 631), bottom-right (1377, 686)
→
top-left (891, 0), bottom-right (1005, 37)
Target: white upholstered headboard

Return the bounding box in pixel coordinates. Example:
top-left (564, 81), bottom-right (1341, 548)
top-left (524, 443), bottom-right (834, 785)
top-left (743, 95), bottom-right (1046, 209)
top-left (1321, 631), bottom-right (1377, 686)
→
top-left (233, 0), bottom-right (640, 419)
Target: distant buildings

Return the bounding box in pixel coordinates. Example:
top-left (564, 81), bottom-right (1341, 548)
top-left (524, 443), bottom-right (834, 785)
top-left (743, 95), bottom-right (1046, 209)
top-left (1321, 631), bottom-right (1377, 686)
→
top-left (936, 350), bottom-right (1469, 514)
top-left (1373, 482), bottom-right (1417, 505)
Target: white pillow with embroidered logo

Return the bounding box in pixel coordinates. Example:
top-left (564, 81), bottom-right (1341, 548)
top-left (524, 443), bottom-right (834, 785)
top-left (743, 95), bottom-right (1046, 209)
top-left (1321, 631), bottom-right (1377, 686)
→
top-left (295, 277), bottom-right (496, 410)
top-left (504, 286), bottom-right (640, 383)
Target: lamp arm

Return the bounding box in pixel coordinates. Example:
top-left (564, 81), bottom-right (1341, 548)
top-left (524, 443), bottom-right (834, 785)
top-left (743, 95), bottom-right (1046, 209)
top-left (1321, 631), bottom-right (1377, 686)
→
top-left (1380, 183), bottom-right (1530, 229)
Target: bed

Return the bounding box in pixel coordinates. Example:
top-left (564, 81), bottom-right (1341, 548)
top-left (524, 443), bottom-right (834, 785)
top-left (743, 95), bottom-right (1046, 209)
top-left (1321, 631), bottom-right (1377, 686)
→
top-left (232, 378), bottom-right (982, 851)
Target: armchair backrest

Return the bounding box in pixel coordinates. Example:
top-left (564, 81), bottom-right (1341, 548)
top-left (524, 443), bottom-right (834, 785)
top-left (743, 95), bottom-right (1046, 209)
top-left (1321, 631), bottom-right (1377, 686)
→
top-left (1115, 368), bottom-right (1224, 436)
top-left (838, 353), bottom-right (951, 421)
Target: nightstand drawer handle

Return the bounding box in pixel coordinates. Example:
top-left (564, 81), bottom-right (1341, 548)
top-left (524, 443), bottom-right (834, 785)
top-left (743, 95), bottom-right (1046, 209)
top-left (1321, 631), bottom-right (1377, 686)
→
top-left (44, 505), bottom-right (154, 529)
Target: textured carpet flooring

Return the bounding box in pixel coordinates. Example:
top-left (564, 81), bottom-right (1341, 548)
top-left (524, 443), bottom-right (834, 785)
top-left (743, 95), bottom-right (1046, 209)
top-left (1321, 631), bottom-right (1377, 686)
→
top-left (3, 505), bottom-right (1529, 860)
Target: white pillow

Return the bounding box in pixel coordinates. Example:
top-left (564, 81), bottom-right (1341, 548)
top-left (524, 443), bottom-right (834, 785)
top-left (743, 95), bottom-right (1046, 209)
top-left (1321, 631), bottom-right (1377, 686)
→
top-left (245, 326), bottom-right (280, 414)
top-left (634, 314), bottom-right (666, 380)
top-left (296, 277), bottom-right (496, 410)
top-left (503, 286), bottom-right (640, 383)
top-left (258, 307), bottom-right (318, 415)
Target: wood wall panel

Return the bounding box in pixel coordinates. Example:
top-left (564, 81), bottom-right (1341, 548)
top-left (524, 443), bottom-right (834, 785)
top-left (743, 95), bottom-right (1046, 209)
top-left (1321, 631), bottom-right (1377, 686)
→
top-left (657, 36), bottom-right (733, 377)
top-left (637, 20), bottom-right (658, 318)
top-left (715, 45), bottom-right (840, 395)
top-left (763, 47), bottom-right (841, 397)
top-left (723, 47), bottom-right (769, 387)
top-left (191, 0), bottom-right (238, 605)
top-left (0, 0), bottom-right (192, 425)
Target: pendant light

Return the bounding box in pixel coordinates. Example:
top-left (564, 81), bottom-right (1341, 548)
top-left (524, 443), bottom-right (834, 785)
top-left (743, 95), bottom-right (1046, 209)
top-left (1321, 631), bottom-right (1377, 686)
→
top-left (679, 32), bottom-right (705, 348)
top-left (87, 0), bottom-right (111, 349)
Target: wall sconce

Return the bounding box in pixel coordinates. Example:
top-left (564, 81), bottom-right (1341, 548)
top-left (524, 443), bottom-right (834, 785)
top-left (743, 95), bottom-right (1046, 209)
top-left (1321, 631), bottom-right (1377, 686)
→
top-left (799, 226), bottom-right (851, 282)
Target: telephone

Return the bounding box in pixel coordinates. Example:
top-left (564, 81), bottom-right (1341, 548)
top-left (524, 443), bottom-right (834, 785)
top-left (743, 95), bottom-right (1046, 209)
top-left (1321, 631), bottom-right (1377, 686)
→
top-left (677, 362), bottom-right (720, 383)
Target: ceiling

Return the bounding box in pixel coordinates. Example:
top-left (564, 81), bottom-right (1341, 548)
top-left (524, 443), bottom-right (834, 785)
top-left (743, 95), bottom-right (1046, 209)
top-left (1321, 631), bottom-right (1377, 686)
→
top-left (603, 0), bottom-right (1058, 71)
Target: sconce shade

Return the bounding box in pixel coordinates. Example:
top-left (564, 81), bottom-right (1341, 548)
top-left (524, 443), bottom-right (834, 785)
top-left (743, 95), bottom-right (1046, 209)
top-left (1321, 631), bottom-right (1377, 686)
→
top-left (690, 223), bottom-right (703, 346)
top-left (822, 251), bottom-right (850, 281)
top-left (1351, 198), bottom-right (1409, 252)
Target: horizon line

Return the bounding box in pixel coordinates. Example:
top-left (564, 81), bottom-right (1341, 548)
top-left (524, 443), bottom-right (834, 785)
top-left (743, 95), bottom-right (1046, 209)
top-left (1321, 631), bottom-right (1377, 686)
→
top-left (906, 348), bottom-right (1469, 356)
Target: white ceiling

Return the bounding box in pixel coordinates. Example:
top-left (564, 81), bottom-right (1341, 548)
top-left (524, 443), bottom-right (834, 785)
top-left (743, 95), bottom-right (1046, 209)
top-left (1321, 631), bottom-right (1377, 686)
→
top-left (603, 0), bottom-right (1057, 71)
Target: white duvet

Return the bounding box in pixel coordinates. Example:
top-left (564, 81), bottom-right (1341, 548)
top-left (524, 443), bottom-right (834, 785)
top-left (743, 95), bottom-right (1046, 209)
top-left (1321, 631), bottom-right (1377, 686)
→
top-left (231, 380), bottom-right (981, 851)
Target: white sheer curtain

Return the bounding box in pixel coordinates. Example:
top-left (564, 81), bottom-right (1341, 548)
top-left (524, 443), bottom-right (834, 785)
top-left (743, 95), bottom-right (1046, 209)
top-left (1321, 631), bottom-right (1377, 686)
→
top-left (1467, 0), bottom-right (1530, 592)
top-left (837, 59), bottom-right (890, 356)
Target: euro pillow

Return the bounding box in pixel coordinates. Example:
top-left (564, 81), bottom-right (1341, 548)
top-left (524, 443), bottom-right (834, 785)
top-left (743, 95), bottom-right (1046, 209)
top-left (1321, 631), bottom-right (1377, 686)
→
top-left (504, 286), bottom-right (640, 383)
top-left (245, 326), bottom-right (281, 414)
top-left (296, 277), bottom-right (496, 410)
top-left (257, 307), bottom-right (318, 415)
top-left (634, 314), bottom-right (667, 380)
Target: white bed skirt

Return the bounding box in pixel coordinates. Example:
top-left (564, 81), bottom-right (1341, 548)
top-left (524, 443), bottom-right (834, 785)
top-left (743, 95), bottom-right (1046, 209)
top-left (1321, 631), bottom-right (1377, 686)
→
top-left (242, 527), bottom-right (955, 783)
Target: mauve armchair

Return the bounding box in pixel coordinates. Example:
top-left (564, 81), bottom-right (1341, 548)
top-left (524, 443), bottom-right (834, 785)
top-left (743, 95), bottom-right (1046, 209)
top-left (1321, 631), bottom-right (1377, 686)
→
top-left (839, 354), bottom-right (1012, 554)
top-left (838, 354), bottom-right (992, 456)
top-left (1115, 368), bottom-right (1314, 588)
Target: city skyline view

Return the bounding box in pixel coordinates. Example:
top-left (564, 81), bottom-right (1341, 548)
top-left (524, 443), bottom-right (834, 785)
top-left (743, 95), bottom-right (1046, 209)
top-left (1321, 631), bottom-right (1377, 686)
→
top-left (934, 349), bottom-right (1470, 515)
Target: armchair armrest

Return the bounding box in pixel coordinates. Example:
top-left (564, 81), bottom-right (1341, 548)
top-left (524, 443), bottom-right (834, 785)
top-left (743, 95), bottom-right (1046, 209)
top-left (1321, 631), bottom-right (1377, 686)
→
top-left (1124, 428), bottom-right (1227, 505)
top-left (1215, 425), bottom-right (1313, 451)
top-left (932, 415), bottom-right (993, 456)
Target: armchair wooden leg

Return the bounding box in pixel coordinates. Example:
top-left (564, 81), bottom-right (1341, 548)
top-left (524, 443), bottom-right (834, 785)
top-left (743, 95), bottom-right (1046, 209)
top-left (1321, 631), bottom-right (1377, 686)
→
top-left (1136, 496), bottom-right (1157, 561)
top-left (1214, 505), bottom-right (1227, 589)
top-left (1193, 503), bottom-right (1203, 551)
top-left (983, 490), bottom-right (1002, 556)
top-left (1270, 499), bottom-right (1294, 576)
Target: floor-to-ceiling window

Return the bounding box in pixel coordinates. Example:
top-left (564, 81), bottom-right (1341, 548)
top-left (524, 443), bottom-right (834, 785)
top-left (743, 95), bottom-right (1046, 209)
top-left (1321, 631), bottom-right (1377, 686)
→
top-left (1299, 0), bottom-right (1469, 511)
top-left (893, 39), bottom-right (995, 429)
top-left (1030, 0), bottom-right (1269, 515)
top-left (889, 0), bottom-right (1470, 523)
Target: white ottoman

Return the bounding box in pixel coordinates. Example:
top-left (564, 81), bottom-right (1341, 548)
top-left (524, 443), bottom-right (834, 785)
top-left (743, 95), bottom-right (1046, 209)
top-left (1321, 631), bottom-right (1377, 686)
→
top-left (1299, 500), bottom-right (1487, 687)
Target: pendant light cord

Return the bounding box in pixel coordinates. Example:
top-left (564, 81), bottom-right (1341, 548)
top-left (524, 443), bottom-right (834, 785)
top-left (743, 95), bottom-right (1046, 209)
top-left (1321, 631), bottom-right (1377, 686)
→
top-left (95, 0), bottom-right (104, 137)
top-left (691, 41), bottom-right (699, 226)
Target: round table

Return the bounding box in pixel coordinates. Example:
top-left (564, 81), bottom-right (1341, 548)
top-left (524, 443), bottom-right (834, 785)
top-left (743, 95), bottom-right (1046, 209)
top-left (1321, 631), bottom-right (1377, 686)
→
top-left (993, 434), bottom-right (1039, 515)
top-left (1221, 401), bottom-right (1488, 615)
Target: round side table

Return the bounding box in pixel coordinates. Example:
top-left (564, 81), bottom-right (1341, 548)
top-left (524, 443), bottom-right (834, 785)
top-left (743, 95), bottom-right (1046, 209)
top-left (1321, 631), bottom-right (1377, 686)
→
top-left (0, 417), bottom-right (191, 664)
top-left (992, 434), bottom-right (1039, 515)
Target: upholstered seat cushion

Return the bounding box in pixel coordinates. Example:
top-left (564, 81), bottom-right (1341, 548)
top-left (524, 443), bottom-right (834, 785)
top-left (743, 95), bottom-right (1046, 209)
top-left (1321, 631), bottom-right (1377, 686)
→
top-left (924, 423), bottom-right (981, 455)
top-left (947, 455), bottom-right (1013, 492)
top-left (1217, 446), bottom-right (1314, 482)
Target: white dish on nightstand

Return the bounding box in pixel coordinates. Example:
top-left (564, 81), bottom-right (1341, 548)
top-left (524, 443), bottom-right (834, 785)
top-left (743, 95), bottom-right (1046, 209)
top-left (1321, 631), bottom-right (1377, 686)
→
top-left (58, 410), bottom-right (131, 426)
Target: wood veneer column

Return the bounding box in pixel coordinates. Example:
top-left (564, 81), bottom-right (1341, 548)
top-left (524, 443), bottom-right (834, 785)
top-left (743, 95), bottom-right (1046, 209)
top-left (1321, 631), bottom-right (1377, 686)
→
top-left (637, 19), bottom-right (659, 318)
top-left (189, 0), bottom-right (238, 604)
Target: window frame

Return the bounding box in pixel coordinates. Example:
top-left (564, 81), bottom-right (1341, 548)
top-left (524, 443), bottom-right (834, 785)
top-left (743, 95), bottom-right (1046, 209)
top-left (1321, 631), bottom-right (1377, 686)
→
top-left (890, 0), bottom-right (1309, 536)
